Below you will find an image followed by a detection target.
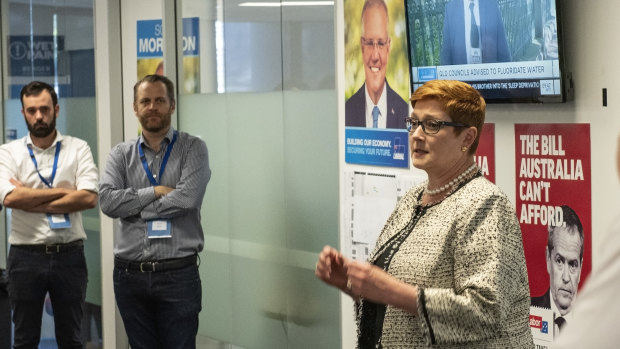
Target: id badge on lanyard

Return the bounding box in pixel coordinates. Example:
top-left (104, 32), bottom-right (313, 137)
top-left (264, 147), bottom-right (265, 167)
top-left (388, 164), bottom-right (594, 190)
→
top-left (48, 213), bottom-right (71, 229)
top-left (138, 132), bottom-right (177, 239)
top-left (147, 220), bottom-right (172, 238)
top-left (28, 141), bottom-right (72, 229)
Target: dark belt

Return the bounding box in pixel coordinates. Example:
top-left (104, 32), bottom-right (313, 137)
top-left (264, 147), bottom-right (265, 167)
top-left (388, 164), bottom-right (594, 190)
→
top-left (114, 254), bottom-right (197, 273)
top-left (12, 240), bottom-right (83, 254)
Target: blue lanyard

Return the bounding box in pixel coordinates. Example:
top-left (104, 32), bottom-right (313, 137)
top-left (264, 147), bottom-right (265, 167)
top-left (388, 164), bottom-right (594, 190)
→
top-left (138, 131), bottom-right (177, 186)
top-left (27, 141), bottom-right (62, 188)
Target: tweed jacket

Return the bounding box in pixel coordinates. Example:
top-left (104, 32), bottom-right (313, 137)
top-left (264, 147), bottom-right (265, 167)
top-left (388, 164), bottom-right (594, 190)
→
top-left (359, 176), bottom-right (534, 348)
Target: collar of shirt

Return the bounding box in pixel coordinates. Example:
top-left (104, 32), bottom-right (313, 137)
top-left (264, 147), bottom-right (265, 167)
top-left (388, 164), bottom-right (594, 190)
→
top-left (26, 130), bottom-right (64, 150)
top-left (550, 295), bottom-right (574, 321)
top-left (364, 82), bottom-right (388, 128)
top-left (139, 127), bottom-right (175, 151)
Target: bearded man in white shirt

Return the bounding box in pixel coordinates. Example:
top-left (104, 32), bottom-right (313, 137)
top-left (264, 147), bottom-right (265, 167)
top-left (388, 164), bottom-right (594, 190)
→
top-left (0, 81), bottom-right (98, 348)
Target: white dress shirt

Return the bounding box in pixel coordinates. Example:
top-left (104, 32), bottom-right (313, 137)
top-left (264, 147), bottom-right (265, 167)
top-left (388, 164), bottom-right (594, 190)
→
top-left (364, 83), bottom-right (388, 128)
top-left (550, 294), bottom-right (573, 338)
top-left (0, 131), bottom-right (98, 245)
top-left (464, 0), bottom-right (481, 64)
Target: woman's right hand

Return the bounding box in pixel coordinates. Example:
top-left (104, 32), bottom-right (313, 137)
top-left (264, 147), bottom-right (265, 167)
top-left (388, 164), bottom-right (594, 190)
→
top-left (315, 245), bottom-right (349, 291)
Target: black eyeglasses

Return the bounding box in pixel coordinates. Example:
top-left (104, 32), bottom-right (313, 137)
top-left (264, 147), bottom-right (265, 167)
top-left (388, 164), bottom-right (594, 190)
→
top-left (361, 37), bottom-right (390, 50)
top-left (406, 117), bottom-right (467, 135)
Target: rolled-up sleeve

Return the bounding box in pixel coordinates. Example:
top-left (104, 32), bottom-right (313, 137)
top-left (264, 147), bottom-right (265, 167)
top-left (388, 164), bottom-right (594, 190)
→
top-left (0, 145), bottom-right (17, 204)
top-left (75, 139), bottom-right (99, 193)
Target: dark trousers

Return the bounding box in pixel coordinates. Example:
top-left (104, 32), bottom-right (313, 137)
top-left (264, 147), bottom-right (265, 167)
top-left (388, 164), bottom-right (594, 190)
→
top-left (0, 269), bottom-right (10, 349)
top-left (113, 264), bottom-right (202, 349)
top-left (7, 245), bottom-right (87, 349)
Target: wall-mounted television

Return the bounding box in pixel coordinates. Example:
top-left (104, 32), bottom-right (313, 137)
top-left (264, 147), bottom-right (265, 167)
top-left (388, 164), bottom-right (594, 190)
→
top-left (404, 0), bottom-right (570, 103)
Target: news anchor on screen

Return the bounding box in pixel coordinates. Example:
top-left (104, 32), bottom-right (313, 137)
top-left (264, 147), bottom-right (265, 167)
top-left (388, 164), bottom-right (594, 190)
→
top-left (440, 0), bottom-right (512, 65)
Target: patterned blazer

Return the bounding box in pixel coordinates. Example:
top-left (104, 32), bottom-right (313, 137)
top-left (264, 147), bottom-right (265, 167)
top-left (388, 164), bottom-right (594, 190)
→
top-left (358, 176), bottom-right (534, 348)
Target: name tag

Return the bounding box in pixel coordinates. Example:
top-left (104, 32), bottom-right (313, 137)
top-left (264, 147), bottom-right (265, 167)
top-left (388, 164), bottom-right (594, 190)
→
top-left (147, 219), bottom-right (172, 239)
top-left (47, 213), bottom-right (72, 229)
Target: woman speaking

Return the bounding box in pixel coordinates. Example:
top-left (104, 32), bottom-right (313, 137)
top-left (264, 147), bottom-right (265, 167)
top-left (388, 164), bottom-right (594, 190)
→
top-left (316, 80), bottom-right (534, 348)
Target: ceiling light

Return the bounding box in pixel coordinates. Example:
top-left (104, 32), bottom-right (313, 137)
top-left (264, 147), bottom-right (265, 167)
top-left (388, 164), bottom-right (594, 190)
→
top-left (239, 1), bottom-right (334, 7)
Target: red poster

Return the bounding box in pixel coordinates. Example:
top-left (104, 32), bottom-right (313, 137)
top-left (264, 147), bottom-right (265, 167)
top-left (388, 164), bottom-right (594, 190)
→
top-left (515, 124), bottom-right (591, 344)
top-left (476, 123), bottom-right (495, 183)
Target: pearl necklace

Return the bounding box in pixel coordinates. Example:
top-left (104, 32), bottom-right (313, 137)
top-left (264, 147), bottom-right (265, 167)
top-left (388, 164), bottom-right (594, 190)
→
top-left (425, 163), bottom-right (478, 196)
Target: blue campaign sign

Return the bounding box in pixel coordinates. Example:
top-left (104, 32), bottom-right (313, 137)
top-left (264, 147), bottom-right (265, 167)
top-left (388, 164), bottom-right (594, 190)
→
top-left (182, 17), bottom-right (199, 56)
top-left (9, 35), bottom-right (65, 76)
top-left (345, 128), bottom-right (410, 168)
top-left (137, 17), bottom-right (199, 58)
top-left (137, 19), bottom-right (162, 58)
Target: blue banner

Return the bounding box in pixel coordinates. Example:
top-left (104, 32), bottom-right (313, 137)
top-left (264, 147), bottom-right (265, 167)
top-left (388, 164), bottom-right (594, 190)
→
top-left (345, 128), bottom-right (409, 168)
top-left (137, 17), bottom-right (199, 58)
top-left (182, 17), bottom-right (199, 57)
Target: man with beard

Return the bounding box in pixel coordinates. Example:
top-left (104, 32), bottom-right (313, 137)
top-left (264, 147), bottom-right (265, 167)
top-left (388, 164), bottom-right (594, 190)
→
top-left (0, 81), bottom-right (98, 348)
top-left (99, 74), bottom-right (211, 349)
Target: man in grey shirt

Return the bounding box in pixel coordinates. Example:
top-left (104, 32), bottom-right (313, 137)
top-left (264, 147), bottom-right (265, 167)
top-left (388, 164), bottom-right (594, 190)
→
top-left (99, 74), bottom-right (211, 349)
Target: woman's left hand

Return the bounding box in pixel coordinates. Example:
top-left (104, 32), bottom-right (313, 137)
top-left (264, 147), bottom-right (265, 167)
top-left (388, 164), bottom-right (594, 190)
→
top-left (344, 260), bottom-right (389, 302)
top-left (345, 260), bottom-right (419, 314)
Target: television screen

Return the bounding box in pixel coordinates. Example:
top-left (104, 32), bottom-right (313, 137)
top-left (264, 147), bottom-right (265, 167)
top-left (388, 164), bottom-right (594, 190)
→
top-left (404, 0), bottom-right (569, 103)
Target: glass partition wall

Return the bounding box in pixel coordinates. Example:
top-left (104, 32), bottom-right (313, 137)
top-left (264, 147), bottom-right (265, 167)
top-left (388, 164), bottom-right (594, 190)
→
top-left (0, 0), bottom-right (100, 347)
top-left (2, 0), bottom-right (338, 347)
top-left (175, 1), bottom-right (340, 348)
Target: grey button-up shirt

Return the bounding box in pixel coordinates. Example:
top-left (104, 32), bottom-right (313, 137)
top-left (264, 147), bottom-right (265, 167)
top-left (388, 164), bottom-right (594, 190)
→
top-left (99, 127), bottom-right (211, 261)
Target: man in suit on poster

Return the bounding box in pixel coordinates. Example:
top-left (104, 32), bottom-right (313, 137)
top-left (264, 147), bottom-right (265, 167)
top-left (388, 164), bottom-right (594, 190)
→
top-left (552, 134), bottom-right (620, 347)
top-left (440, 0), bottom-right (512, 65)
top-left (345, 0), bottom-right (408, 129)
top-left (531, 205), bottom-right (584, 336)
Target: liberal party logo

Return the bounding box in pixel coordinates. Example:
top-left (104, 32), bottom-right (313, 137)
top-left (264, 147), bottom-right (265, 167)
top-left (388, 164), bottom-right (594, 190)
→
top-left (392, 137), bottom-right (405, 160)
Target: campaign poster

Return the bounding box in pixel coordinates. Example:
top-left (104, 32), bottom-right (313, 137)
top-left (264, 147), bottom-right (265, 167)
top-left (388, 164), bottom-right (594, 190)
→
top-left (343, 0), bottom-right (410, 168)
top-left (475, 123), bottom-right (495, 183)
top-left (136, 17), bottom-right (200, 93)
top-left (515, 124), bottom-right (591, 346)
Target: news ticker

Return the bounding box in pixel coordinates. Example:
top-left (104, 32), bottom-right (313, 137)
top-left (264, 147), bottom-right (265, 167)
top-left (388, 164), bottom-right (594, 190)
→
top-left (411, 60), bottom-right (563, 98)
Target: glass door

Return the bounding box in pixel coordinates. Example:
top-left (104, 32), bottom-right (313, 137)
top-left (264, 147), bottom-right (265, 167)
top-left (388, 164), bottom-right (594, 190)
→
top-left (175, 1), bottom-right (340, 348)
top-left (115, 0), bottom-right (340, 347)
top-left (1, 0), bottom-right (100, 347)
